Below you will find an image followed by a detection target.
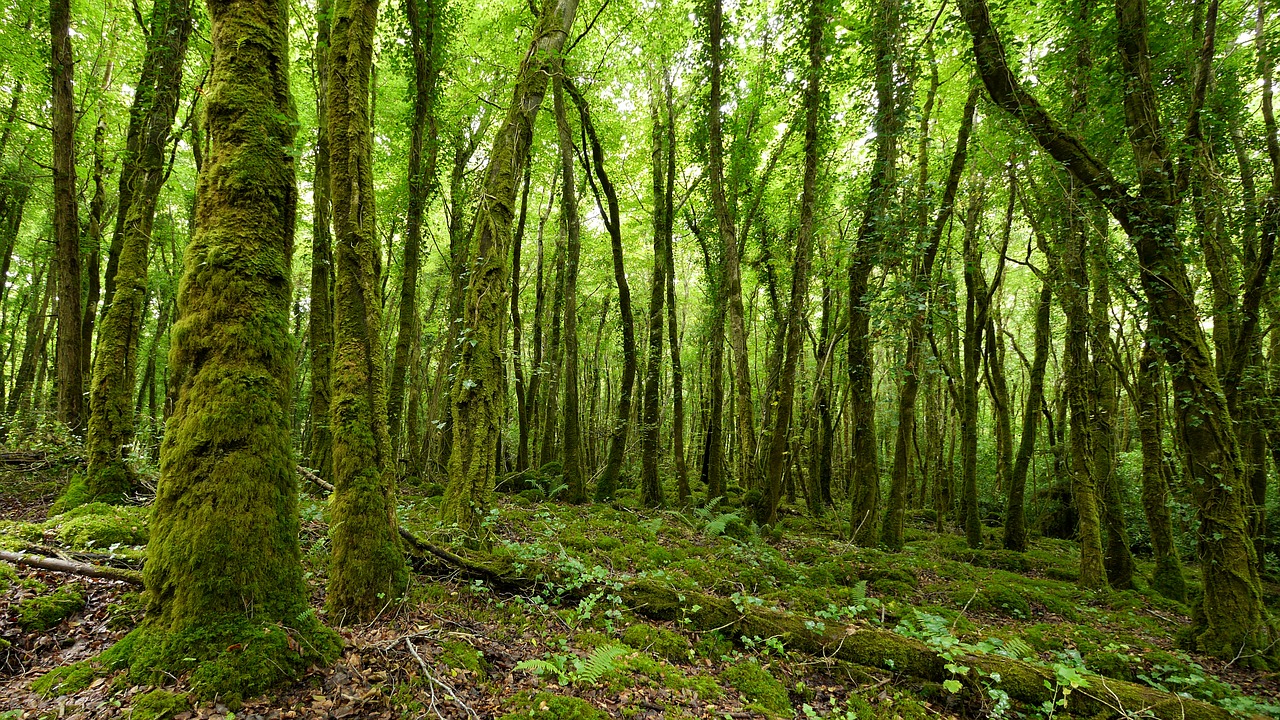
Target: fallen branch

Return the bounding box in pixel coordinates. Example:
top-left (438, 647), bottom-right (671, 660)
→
top-left (0, 549), bottom-right (143, 586)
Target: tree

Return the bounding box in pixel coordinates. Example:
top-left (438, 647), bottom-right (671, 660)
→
top-left (326, 0), bottom-right (408, 621)
top-left (50, 0), bottom-right (83, 434)
top-left (99, 0), bottom-right (340, 698)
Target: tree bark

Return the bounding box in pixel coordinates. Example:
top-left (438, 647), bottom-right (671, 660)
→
top-left (308, 0), bottom-right (336, 482)
top-left (553, 73), bottom-right (585, 504)
top-left (50, 0), bottom-right (84, 434)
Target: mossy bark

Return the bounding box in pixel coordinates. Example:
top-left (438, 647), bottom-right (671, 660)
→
top-left (660, 78), bottom-right (687, 505)
top-left (326, 0), bottom-right (407, 621)
top-left (84, 0), bottom-right (193, 506)
top-left (1004, 278), bottom-right (1050, 552)
top-left (442, 0), bottom-right (580, 534)
top-left (50, 0), bottom-right (84, 434)
top-left (959, 190), bottom-right (985, 549)
top-left (1136, 342), bottom-right (1186, 602)
top-left (98, 0), bottom-right (341, 700)
top-left (639, 79), bottom-right (667, 509)
top-left (307, 0), bottom-right (335, 483)
top-left (553, 74), bottom-right (585, 505)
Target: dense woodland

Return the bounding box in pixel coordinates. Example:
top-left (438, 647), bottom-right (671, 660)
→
top-left (0, 0), bottom-right (1279, 715)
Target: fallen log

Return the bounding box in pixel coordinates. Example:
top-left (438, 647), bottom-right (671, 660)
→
top-left (0, 549), bottom-right (143, 586)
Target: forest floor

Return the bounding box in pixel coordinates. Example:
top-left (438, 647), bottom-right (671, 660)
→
top-left (0, 448), bottom-right (1278, 719)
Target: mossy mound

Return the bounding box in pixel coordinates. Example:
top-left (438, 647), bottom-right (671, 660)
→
top-left (129, 689), bottom-right (190, 720)
top-left (499, 692), bottom-right (606, 720)
top-left (96, 613), bottom-right (342, 704)
top-left (723, 660), bottom-right (791, 716)
top-left (18, 583), bottom-right (86, 630)
top-left (0, 561), bottom-right (16, 591)
top-left (44, 502), bottom-right (148, 549)
top-left (621, 624), bottom-right (689, 663)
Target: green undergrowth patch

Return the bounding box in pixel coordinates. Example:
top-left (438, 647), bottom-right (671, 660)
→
top-left (499, 691), bottom-right (607, 720)
top-left (18, 582), bottom-right (86, 630)
top-left (723, 659), bottom-right (791, 716)
top-left (128, 688), bottom-right (190, 720)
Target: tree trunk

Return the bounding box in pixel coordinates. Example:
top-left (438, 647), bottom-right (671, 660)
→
top-left (83, 0), bottom-right (193, 504)
top-left (1004, 277), bottom-right (1050, 551)
top-left (1136, 341), bottom-right (1187, 601)
top-left (960, 189), bottom-right (985, 549)
top-left (111, 0), bottom-right (342, 697)
top-left (661, 76), bottom-right (687, 506)
top-left (326, 0), bottom-right (407, 621)
top-left (308, 0), bottom-right (336, 481)
top-left (756, 0), bottom-right (823, 527)
top-left (553, 73), bottom-right (585, 504)
top-left (442, 0), bottom-right (581, 534)
top-left (639, 77), bottom-right (667, 508)
top-left (388, 0), bottom-right (442, 465)
top-left (50, 0), bottom-right (84, 434)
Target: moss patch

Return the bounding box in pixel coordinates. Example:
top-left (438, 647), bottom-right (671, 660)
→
top-left (439, 639), bottom-right (488, 678)
top-left (31, 660), bottom-right (97, 697)
top-left (621, 624), bottom-right (688, 663)
top-left (44, 502), bottom-right (148, 549)
top-left (18, 583), bottom-right (86, 630)
top-left (129, 689), bottom-right (190, 720)
top-left (723, 660), bottom-right (790, 716)
top-left (499, 692), bottom-right (607, 720)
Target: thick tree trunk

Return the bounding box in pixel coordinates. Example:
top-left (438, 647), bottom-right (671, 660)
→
top-left (110, 0), bottom-right (342, 698)
top-left (50, 0), bottom-right (84, 434)
top-left (442, 0), bottom-right (580, 534)
top-left (326, 0), bottom-right (407, 621)
top-left (84, 0), bottom-right (192, 504)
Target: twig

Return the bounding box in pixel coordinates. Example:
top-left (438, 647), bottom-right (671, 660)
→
top-left (405, 638), bottom-right (479, 720)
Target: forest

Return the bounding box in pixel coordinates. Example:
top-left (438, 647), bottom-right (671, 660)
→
top-left (0, 0), bottom-right (1278, 715)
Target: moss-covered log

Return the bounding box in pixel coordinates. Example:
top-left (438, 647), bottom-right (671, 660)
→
top-left (79, 0), bottom-right (342, 702)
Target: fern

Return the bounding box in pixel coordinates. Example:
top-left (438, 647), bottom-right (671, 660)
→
top-left (514, 657), bottom-right (570, 685)
top-left (703, 511), bottom-right (741, 537)
top-left (573, 644), bottom-right (631, 684)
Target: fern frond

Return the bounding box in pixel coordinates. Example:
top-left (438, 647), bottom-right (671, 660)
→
top-left (577, 644), bottom-right (631, 684)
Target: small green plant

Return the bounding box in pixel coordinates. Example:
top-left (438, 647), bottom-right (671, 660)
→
top-left (514, 644), bottom-right (632, 686)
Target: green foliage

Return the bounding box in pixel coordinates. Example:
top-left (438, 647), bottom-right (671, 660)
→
top-left (30, 661), bottom-right (96, 697)
top-left (17, 583), bottom-right (85, 630)
top-left (621, 624), bottom-right (689, 663)
top-left (514, 643), bottom-right (633, 686)
top-left (44, 502), bottom-right (148, 549)
top-left (723, 660), bottom-right (791, 716)
top-left (439, 639), bottom-right (489, 678)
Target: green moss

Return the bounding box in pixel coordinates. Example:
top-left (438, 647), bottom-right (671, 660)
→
top-left (723, 660), bottom-right (790, 716)
top-left (439, 640), bottom-right (488, 678)
top-left (499, 692), bottom-right (606, 720)
top-left (31, 661), bottom-right (97, 697)
top-left (44, 503), bottom-right (148, 549)
top-left (18, 584), bottom-right (86, 630)
top-left (0, 561), bottom-right (16, 591)
top-left (621, 624), bottom-right (688, 663)
top-left (129, 689), bottom-right (190, 720)
top-left (99, 613), bottom-right (342, 704)
top-left (49, 472), bottom-right (92, 514)
top-left (1084, 650), bottom-right (1138, 681)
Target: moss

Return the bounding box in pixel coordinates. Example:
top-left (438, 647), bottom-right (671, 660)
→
top-left (49, 472), bottom-right (93, 514)
top-left (129, 689), bottom-right (190, 720)
top-left (1084, 650), bottom-right (1138, 682)
top-left (99, 612), bottom-right (342, 704)
top-left (31, 661), bottom-right (97, 697)
top-left (108, 591), bottom-right (147, 630)
top-left (499, 692), bottom-right (606, 720)
top-left (723, 660), bottom-right (790, 716)
top-left (47, 504), bottom-right (149, 549)
top-left (0, 561), bottom-right (16, 591)
top-left (18, 584), bottom-right (86, 630)
top-left (621, 624), bottom-right (688, 663)
top-left (439, 640), bottom-right (488, 678)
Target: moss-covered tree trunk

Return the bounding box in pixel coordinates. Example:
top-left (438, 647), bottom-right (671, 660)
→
top-left (959, 189), bottom-right (985, 549)
top-left (50, 0), bottom-right (84, 435)
top-left (1136, 341), bottom-right (1187, 601)
top-left (442, 0), bottom-right (581, 534)
top-left (389, 0), bottom-right (442, 465)
top-left (553, 74), bottom-right (585, 504)
top-left (326, 0), bottom-right (407, 621)
top-left (107, 0), bottom-right (341, 698)
top-left (1091, 231), bottom-right (1133, 589)
top-left (639, 79), bottom-right (667, 508)
top-left (308, 0), bottom-right (336, 482)
top-left (1004, 276), bottom-right (1050, 552)
top-left (84, 0), bottom-right (193, 505)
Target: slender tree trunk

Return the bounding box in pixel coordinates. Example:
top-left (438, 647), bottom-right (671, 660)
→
top-left (389, 0), bottom-right (442, 464)
top-left (50, 0), bottom-right (84, 434)
top-left (1137, 341), bottom-right (1187, 601)
top-left (960, 190), bottom-right (986, 549)
top-left (553, 73), bottom-right (585, 504)
top-left (662, 75), bottom-right (688, 506)
top-left (84, 0), bottom-right (193, 504)
top-left (443, 0), bottom-right (581, 534)
top-left (308, 0), bottom-right (336, 480)
top-left (757, 0), bottom-right (823, 526)
top-left (884, 87), bottom-right (978, 549)
top-left (326, 0), bottom-right (407, 620)
top-left (639, 77), bottom-right (667, 508)
top-left (1004, 277), bottom-right (1050, 551)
